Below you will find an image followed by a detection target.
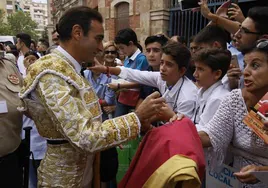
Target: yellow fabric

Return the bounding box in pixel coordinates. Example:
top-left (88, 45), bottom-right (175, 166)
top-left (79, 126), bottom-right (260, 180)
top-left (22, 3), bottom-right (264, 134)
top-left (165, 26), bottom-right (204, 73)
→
top-left (143, 155), bottom-right (201, 188)
top-left (19, 50), bottom-right (141, 187)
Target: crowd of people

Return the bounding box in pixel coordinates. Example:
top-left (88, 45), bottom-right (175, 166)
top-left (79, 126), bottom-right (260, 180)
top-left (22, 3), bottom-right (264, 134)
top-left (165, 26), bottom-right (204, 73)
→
top-left (0, 0), bottom-right (268, 187)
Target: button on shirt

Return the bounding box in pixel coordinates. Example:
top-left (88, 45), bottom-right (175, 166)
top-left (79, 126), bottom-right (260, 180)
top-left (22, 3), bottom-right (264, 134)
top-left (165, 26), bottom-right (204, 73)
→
top-left (192, 81), bottom-right (230, 131)
top-left (118, 67), bottom-right (197, 119)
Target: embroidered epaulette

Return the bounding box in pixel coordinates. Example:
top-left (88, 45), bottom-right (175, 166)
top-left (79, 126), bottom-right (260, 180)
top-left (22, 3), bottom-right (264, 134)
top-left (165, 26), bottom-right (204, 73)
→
top-left (20, 53), bottom-right (85, 98)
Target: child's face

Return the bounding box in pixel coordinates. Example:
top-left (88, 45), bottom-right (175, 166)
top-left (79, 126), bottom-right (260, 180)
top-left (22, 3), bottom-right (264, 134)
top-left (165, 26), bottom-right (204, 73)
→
top-left (145, 42), bottom-right (162, 69)
top-left (117, 43), bottom-right (135, 57)
top-left (193, 61), bottom-right (220, 90)
top-left (160, 54), bottom-right (184, 86)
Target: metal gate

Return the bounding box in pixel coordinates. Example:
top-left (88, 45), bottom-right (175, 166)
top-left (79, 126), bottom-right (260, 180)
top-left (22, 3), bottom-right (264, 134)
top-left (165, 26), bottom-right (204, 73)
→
top-left (168, 0), bottom-right (256, 42)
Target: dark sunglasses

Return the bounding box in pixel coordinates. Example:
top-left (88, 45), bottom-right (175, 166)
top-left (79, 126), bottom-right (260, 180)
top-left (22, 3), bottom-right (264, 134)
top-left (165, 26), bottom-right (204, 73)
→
top-left (104, 50), bottom-right (117, 55)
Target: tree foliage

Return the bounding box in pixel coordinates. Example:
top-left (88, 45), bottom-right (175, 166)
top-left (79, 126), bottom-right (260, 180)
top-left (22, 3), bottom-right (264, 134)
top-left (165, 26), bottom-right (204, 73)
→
top-left (0, 9), bottom-right (39, 40)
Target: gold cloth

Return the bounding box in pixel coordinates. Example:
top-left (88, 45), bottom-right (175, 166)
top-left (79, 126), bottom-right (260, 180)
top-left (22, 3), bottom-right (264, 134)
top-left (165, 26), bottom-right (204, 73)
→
top-left (19, 49), bottom-right (140, 187)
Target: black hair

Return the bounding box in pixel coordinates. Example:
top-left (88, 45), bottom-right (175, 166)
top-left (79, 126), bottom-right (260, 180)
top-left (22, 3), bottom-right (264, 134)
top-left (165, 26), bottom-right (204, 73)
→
top-left (16, 33), bottom-right (31, 48)
top-left (189, 35), bottom-right (195, 43)
top-left (145, 34), bottom-right (169, 47)
top-left (247, 7), bottom-right (268, 35)
top-left (24, 51), bottom-right (40, 59)
top-left (193, 48), bottom-right (231, 80)
top-left (162, 41), bottom-right (191, 69)
top-left (52, 29), bottom-right (57, 34)
top-left (56, 6), bottom-right (103, 41)
top-left (0, 43), bottom-right (4, 51)
top-left (6, 44), bottom-right (19, 58)
top-left (194, 25), bottom-right (228, 49)
top-left (136, 43), bottom-right (143, 52)
top-left (114, 28), bottom-right (138, 46)
top-left (38, 39), bottom-right (49, 48)
top-left (31, 39), bottom-right (36, 46)
top-left (245, 40), bottom-right (268, 59)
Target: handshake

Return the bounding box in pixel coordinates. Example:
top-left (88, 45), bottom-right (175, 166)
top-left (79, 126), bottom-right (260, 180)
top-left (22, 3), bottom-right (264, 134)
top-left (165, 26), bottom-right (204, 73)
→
top-left (134, 91), bottom-right (178, 133)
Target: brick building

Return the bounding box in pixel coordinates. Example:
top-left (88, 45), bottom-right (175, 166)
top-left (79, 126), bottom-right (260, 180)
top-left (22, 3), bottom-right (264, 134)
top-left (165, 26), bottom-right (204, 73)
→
top-left (87, 0), bottom-right (170, 45)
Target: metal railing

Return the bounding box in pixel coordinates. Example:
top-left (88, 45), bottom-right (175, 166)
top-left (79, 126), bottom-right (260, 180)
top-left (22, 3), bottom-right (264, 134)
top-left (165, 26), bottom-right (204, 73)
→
top-left (168, 0), bottom-right (256, 42)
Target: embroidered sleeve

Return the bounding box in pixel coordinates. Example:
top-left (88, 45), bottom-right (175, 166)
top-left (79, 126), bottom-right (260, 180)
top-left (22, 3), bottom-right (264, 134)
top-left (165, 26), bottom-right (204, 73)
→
top-left (36, 74), bottom-right (140, 153)
top-left (199, 93), bottom-right (234, 167)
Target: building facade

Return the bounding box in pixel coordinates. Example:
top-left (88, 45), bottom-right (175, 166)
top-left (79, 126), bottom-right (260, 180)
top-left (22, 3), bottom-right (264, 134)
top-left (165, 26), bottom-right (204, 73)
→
top-left (47, 0), bottom-right (169, 47)
top-left (88, 0), bottom-right (170, 45)
top-left (0, 0), bottom-right (17, 20)
top-left (21, 0), bottom-right (48, 35)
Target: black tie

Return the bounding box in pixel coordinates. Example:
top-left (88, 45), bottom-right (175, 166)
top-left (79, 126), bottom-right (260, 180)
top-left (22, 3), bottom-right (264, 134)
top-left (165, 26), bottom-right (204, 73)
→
top-left (80, 68), bottom-right (86, 77)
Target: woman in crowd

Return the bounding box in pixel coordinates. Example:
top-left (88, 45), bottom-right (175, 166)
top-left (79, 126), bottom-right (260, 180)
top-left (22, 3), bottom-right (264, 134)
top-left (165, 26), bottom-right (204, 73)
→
top-left (198, 40), bottom-right (268, 187)
top-left (103, 41), bottom-right (122, 66)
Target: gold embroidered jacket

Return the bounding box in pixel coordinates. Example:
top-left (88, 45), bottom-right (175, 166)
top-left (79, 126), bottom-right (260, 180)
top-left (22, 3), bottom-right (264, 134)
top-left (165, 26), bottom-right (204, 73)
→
top-left (19, 49), bottom-right (141, 187)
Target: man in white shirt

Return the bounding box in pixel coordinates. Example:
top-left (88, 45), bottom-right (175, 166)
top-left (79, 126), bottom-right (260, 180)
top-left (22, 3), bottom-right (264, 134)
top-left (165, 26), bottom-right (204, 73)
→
top-left (16, 33), bottom-right (31, 78)
top-left (90, 41), bottom-right (198, 119)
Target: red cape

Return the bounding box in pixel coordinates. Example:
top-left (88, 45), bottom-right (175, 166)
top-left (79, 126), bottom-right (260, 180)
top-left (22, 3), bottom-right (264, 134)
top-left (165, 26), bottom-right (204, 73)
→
top-left (119, 118), bottom-right (205, 188)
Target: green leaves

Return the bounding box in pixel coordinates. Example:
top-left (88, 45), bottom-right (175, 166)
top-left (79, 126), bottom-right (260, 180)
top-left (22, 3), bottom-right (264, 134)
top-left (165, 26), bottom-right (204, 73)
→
top-left (0, 9), bottom-right (38, 40)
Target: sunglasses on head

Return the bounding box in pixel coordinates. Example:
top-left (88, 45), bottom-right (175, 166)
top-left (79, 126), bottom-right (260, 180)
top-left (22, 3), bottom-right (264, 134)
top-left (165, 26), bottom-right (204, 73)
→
top-left (104, 50), bottom-right (117, 55)
top-left (256, 39), bottom-right (268, 50)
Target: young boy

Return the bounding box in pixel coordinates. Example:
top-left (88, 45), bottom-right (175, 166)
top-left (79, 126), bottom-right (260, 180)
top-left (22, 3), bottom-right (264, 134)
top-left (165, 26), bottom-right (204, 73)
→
top-left (138, 34), bottom-right (169, 106)
top-left (90, 41), bottom-right (197, 119)
top-left (112, 28), bottom-right (149, 117)
top-left (192, 48), bottom-right (231, 131)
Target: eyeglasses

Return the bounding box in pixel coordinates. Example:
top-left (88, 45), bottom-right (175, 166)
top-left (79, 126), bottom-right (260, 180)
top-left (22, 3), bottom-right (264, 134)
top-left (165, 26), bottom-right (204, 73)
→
top-left (104, 50), bottom-right (117, 55)
top-left (238, 25), bottom-right (263, 35)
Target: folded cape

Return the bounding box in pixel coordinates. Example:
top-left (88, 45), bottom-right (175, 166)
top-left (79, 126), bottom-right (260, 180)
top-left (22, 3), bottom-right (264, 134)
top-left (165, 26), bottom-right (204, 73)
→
top-left (119, 118), bottom-right (205, 188)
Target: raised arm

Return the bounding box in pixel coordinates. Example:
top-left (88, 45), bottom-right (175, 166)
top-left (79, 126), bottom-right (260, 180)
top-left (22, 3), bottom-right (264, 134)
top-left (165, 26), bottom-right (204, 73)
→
top-left (89, 60), bottom-right (160, 88)
top-left (199, 0), bottom-right (240, 34)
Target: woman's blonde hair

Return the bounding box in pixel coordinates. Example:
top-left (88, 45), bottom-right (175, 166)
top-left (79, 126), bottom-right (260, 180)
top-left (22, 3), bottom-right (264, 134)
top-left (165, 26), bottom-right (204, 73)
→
top-left (103, 41), bottom-right (119, 51)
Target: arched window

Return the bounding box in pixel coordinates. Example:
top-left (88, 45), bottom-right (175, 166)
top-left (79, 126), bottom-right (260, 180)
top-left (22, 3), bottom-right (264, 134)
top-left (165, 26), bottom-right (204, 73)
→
top-left (116, 2), bottom-right (130, 33)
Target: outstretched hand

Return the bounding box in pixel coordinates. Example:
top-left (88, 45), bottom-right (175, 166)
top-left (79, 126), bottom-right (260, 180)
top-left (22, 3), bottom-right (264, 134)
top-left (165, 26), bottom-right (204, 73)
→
top-left (87, 57), bottom-right (107, 74)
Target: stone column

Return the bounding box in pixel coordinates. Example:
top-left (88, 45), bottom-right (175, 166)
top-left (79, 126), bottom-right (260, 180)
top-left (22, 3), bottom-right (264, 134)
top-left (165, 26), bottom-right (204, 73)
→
top-left (138, 0), bottom-right (150, 47)
top-left (149, 0), bottom-right (170, 36)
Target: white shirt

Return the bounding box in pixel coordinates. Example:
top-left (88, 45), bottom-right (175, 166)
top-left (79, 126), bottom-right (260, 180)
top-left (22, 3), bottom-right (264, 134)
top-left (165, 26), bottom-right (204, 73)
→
top-left (129, 48), bottom-right (141, 61)
top-left (118, 67), bottom-right (197, 119)
top-left (192, 81), bottom-right (230, 132)
top-left (17, 55), bottom-right (26, 78)
top-left (57, 46), bottom-right (81, 73)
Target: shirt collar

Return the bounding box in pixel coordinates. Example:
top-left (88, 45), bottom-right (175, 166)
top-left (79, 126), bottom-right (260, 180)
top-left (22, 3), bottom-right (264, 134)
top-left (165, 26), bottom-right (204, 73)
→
top-left (56, 46), bottom-right (81, 73)
top-left (167, 76), bottom-right (185, 97)
top-left (198, 80), bottom-right (222, 100)
top-left (129, 48), bottom-right (141, 61)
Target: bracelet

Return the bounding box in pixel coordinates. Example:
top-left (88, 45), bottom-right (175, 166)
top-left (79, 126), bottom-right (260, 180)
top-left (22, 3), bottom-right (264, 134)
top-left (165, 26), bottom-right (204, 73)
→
top-left (117, 83), bottom-right (120, 90)
top-left (99, 99), bottom-right (104, 106)
top-left (106, 66), bottom-right (110, 77)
